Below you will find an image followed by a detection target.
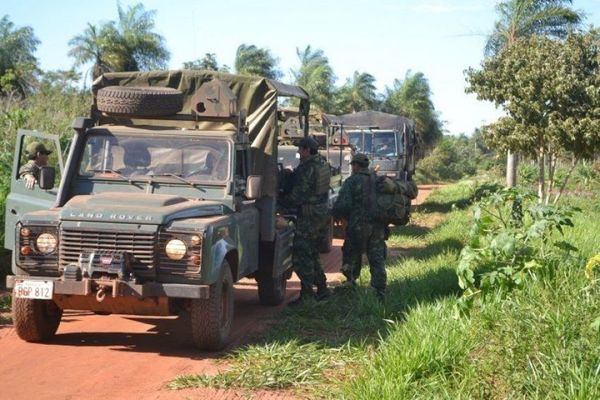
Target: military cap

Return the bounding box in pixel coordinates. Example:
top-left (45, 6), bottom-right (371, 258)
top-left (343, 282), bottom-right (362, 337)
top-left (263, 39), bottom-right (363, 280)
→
top-left (297, 136), bottom-right (319, 150)
top-left (26, 142), bottom-right (52, 155)
top-left (350, 153), bottom-right (369, 166)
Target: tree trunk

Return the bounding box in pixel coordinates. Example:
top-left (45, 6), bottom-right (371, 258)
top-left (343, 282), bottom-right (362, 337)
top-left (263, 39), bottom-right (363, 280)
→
top-left (507, 150), bottom-right (518, 187)
top-left (553, 157), bottom-right (579, 205)
top-left (537, 148), bottom-right (545, 203)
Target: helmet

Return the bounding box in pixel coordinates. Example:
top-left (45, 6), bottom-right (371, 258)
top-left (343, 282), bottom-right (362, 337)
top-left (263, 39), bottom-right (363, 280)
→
top-left (350, 153), bottom-right (369, 167)
top-left (26, 142), bottom-right (52, 155)
top-left (297, 136), bottom-right (319, 151)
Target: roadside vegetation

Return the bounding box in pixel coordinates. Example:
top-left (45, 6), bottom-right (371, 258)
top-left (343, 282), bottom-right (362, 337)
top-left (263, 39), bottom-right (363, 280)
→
top-left (171, 182), bottom-right (600, 399)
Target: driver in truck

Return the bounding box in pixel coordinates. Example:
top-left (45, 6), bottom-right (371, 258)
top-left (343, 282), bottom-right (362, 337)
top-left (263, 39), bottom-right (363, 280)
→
top-left (19, 142), bottom-right (52, 189)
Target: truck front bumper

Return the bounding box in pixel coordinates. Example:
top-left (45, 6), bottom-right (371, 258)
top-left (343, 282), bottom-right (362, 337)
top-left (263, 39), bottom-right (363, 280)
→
top-left (6, 275), bottom-right (210, 299)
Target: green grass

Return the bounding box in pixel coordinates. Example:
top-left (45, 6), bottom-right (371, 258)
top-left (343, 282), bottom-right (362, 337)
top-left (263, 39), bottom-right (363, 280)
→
top-left (171, 182), bottom-right (600, 399)
top-left (0, 293), bottom-right (11, 324)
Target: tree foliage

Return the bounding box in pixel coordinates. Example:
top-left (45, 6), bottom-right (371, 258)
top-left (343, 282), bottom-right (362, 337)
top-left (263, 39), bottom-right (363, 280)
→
top-left (183, 53), bottom-right (230, 72)
top-left (485, 0), bottom-right (582, 56)
top-left (68, 3), bottom-right (169, 81)
top-left (466, 31), bottom-right (600, 203)
top-left (383, 71), bottom-right (443, 151)
top-left (335, 71), bottom-right (379, 113)
top-left (0, 15), bottom-right (40, 96)
top-left (234, 44), bottom-right (281, 80)
top-left (292, 45), bottom-right (336, 112)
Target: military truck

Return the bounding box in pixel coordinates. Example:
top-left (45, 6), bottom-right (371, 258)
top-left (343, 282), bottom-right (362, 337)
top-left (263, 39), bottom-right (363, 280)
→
top-left (323, 110), bottom-right (417, 181)
top-left (4, 70), bottom-right (312, 350)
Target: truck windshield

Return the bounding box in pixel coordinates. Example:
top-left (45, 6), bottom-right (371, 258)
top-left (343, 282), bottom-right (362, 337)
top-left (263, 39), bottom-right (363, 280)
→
top-left (372, 131), bottom-right (399, 157)
top-left (79, 133), bottom-right (231, 184)
top-left (348, 131), bottom-right (372, 154)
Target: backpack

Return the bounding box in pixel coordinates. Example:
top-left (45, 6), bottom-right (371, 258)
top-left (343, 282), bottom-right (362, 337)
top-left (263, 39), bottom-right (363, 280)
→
top-left (364, 174), bottom-right (417, 226)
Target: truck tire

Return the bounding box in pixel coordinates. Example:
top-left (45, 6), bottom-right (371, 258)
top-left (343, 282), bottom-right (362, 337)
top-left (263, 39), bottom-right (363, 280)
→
top-left (319, 218), bottom-right (334, 253)
top-left (12, 295), bottom-right (63, 342)
top-left (257, 273), bottom-right (287, 306)
top-left (96, 86), bottom-right (183, 117)
top-left (190, 262), bottom-right (234, 351)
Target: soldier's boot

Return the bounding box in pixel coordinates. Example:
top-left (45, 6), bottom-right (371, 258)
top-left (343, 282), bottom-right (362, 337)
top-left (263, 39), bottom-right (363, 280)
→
top-left (288, 285), bottom-right (315, 307)
top-left (315, 283), bottom-right (331, 301)
top-left (375, 288), bottom-right (385, 303)
top-left (340, 264), bottom-right (357, 286)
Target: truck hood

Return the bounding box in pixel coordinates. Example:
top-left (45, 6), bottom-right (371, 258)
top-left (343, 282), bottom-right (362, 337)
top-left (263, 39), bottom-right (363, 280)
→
top-left (60, 193), bottom-right (230, 224)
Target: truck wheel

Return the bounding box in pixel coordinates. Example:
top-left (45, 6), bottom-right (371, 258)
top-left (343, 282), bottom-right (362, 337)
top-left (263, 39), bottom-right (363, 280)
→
top-left (257, 273), bottom-right (287, 306)
top-left (319, 218), bottom-right (334, 253)
top-left (190, 262), bottom-right (234, 351)
top-left (96, 86), bottom-right (183, 117)
top-left (12, 295), bottom-right (63, 342)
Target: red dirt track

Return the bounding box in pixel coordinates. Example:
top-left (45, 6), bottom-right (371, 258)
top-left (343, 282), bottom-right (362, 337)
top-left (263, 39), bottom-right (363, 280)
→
top-left (0, 185), bottom-right (438, 399)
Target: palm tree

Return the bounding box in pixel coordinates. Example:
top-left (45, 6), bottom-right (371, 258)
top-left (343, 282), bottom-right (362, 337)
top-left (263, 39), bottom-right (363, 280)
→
top-left (68, 3), bottom-right (169, 81)
top-left (336, 71), bottom-right (378, 113)
top-left (485, 0), bottom-right (583, 186)
top-left (292, 45), bottom-right (336, 112)
top-left (68, 23), bottom-right (118, 81)
top-left (114, 3), bottom-right (169, 71)
top-left (234, 44), bottom-right (281, 79)
top-left (0, 15), bottom-right (40, 96)
top-left (486, 0), bottom-right (582, 56)
top-left (383, 71), bottom-right (442, 151)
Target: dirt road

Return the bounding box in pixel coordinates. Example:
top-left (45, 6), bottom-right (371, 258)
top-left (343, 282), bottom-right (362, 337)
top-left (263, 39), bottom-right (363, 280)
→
top-left (0, 185), bottom-right (438, 400)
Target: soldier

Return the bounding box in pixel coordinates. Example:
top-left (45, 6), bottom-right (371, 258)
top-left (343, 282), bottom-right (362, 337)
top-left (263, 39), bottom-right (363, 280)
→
top-left (19, 142), bottom-right (52, 190)
top-left (332, 153), bottom-right (387, 300)
top-left (280, 136), bottom-right (331, 305)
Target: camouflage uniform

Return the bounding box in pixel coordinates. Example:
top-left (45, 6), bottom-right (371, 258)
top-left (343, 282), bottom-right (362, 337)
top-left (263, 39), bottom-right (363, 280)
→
top-left (19, 160), bottom-right (41, 180)
top-left (333, 165), bottom-right (387, 297)
top-left (280, 153), bottom-right (329, 297)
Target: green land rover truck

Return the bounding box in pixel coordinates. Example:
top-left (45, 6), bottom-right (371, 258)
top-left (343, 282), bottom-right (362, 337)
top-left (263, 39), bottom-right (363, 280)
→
top-left (4, 70), bottom-right (312, 350)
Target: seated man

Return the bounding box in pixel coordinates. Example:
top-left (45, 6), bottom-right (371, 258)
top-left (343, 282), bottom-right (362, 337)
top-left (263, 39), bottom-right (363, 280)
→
top-left (121, 145), bottom-right (152, 177)
top-left (19, 142), bottom-right (52, 190)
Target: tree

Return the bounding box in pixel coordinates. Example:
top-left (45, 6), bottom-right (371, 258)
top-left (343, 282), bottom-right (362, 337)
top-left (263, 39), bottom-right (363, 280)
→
top-left (0, 15), bottom-right (40, 96)
top-left (336, 71), bottom-right (378, 113)
top-left (383, 71), bottom-right (443, 151)
top-left (68, 3), bottom-right (169, 81)
top-left (292, 45), bottom-right (336, 112)
top-left (466, 31), bottom-right (600, 203)
top-left (183, 53), bottom-right (230, 72)
top-left (485, 0), bottom-right (583, 187)
top-left (234, 44), bottom-right (281, 79)
top-left (114, 3), bottom-right (169, 71)
top-left (68, 23), bottom-right (119, 81)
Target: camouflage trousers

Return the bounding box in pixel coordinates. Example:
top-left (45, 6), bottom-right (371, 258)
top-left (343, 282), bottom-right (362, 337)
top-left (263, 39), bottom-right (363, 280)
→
top-left (292, 215), bottom-right (327, 294)
top-left (341, 223), bottom-right (387, 294)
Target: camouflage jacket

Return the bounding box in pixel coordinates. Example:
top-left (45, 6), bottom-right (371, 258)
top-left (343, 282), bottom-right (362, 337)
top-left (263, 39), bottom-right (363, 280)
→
top-left (280, 154), bottom-right (328, 215)
top-left (19, 160), bottom-right (41, 180)
top-left (332, 167), bottom-right (376, 228)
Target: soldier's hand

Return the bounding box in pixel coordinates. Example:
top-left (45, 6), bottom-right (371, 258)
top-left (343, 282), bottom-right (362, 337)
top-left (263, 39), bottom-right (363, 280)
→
top-left (24, 174), bottom-right (36, 190)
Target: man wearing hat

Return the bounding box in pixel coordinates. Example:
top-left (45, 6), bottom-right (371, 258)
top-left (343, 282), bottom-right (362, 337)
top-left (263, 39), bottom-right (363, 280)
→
top-left (280, 136), bottom-right (331, 305)
top-left (332, 153), bottom-right (387, 300)
top-left (19, 142), bottom-right (52, 190)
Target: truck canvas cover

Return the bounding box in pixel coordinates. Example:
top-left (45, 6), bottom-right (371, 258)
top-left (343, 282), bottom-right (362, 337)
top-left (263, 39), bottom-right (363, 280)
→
top-left (92, 70), bottom-right (310, 197)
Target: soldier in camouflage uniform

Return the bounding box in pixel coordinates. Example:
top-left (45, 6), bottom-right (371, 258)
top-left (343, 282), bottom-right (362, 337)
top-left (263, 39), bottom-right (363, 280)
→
top-left (332, 153), bottom-right (387, 300)
top-left (280, 136), bottom-right (331, 305)
top-left (19, 142), bottom-right (52, 190)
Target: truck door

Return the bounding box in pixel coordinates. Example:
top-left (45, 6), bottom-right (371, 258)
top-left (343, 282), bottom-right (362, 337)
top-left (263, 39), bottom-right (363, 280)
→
top-left (4, 130), bottom-right (64, 251)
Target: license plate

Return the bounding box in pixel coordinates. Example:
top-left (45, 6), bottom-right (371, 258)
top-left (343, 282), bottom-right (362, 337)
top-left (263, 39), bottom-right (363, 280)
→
top-left (14, 280), bottom-right (54, 300)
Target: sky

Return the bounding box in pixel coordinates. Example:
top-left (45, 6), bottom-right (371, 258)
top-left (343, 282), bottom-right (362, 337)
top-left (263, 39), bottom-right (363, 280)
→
top-left (3, 0), bottom-right (600, 136)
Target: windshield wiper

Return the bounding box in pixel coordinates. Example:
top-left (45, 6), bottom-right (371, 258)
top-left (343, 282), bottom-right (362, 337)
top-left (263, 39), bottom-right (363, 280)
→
top-left (149, 173), bottom-right (206, 190)
top-left (90, 169), bottom-right (151, 185)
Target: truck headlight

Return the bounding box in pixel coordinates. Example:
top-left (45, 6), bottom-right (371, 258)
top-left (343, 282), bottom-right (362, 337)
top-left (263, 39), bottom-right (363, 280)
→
top-left (36, 233), bottom-right (58, 254)
top-left (165, 239), bottom-right (187, 260)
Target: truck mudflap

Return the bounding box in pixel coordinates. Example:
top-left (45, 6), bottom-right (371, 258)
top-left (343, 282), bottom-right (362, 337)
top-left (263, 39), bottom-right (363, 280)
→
top-left (7, 275), bottom-right (210, 300)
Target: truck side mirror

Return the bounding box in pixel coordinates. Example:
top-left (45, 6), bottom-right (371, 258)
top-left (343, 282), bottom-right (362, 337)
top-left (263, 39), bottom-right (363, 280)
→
top-left (39, 166), bottom-right (56, 190)
top-left (245, 175), bottom-right (262, 199)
